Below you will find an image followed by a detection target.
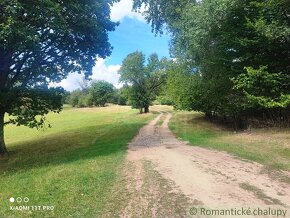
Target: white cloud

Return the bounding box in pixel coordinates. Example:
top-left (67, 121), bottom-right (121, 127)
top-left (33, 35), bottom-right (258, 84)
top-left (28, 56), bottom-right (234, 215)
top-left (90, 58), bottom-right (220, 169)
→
top-left (91, 59), bottom-right (121, 88)
top-left (56, 73), bottom-right (82, 91)
top-left (53, 0), bottom-right (147, 91)
top-left (54, 59), bottom-right (121, 91)
top-left (110, 0), bottom-right (145, 22)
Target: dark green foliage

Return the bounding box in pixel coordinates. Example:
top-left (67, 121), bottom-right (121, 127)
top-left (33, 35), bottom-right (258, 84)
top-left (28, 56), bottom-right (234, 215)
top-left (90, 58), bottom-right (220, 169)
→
top-left (233, 66), bottom-right (290, 109)
top-left (119, 52), bottom-right (168, 113)
top-left (134, 0), bottom-right (290, 127)
top-left (5, 87), bottom-right (64, 128)
top-left (0, 0), bottom-right (117, 153)
top-left (111, 87), bottom-right (129, 106)
top-left (233, 66), bottom-right (290, 126)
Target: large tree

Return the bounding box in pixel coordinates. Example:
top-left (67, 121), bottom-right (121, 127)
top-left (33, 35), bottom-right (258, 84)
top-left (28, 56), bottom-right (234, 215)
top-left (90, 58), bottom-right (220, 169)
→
top-left (134, 0), bottom-right (290, 127)
top-left (0, 0), bottom-right (118, 154)
top-left (119, 52), bottom-right (168, 113)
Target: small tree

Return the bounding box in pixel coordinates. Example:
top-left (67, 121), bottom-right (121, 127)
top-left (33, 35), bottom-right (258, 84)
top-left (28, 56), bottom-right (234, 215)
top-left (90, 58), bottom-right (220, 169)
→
top-left (119, 52), bottom-right (168, 113)
top-left (69, 90), bottom-right (83, 107)
top-left (90, 81), bottom-right (115, 107)
top-left (109, 88), bottom-right (128, 106)
top-left (69, 89), bottom-right (90, 108)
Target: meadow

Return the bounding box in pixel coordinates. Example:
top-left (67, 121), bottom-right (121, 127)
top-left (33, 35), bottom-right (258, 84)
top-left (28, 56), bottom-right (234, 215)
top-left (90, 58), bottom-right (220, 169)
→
top-left (0, 105), bottom-right (154, 217)
top-left (2, 106), bottom-right (290, 217)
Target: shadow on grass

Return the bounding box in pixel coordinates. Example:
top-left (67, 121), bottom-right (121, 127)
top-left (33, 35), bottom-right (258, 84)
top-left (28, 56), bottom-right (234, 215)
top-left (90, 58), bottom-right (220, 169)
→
top-left (184, 113), bottom-right (234, 131)
top-left (0, 122), bottom-right (142, 176)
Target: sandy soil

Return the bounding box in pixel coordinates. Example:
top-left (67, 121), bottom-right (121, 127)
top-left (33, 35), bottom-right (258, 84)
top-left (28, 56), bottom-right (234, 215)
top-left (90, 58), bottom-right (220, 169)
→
top-left (119, 113), bottom-right (290, 218)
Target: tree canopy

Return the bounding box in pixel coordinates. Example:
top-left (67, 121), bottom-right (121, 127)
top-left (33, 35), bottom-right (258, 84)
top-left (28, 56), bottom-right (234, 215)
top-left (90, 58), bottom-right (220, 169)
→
top-left (0, 0), bottom-right (118, 154)
top-left (90, 80), bottom-right (115, 107)
top-left (119, 51), bottom-right (168, 113)
top-left (134, 0), bottom-right (290, 128)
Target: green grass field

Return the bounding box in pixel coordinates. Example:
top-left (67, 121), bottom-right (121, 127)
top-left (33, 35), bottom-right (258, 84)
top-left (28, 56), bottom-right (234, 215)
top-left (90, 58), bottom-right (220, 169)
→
top-left (0, 105), bottom-right (155, 218)
top-left (2, 106), bottom-right (289, 217)
top-left (170, 111), bottom-right (290, 171)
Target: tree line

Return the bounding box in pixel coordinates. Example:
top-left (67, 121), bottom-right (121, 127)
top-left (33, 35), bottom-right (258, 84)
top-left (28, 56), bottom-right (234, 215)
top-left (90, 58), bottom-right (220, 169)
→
top-left (66, 80), bottom-right (126, 108)
top-left (132, 0), bottom-right (290, 128)
top-left (65, 52), bottom-right (170, 112)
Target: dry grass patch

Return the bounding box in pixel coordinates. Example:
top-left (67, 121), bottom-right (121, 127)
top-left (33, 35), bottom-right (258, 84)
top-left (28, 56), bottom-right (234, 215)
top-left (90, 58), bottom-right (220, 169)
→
top-left (169, 112), bottom-right (290, 172)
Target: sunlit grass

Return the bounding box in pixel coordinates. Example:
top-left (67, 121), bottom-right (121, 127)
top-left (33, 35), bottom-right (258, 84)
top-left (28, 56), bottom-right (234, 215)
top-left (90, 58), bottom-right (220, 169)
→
top-left (169, 111), bottom-right (290, 171)
top-left (0, 105), bottom-right (155, 217)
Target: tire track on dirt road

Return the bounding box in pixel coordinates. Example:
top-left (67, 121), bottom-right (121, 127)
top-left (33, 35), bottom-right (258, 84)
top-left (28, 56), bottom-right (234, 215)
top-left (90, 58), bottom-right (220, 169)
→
top-left (110, 112), bottom-right (290, 217)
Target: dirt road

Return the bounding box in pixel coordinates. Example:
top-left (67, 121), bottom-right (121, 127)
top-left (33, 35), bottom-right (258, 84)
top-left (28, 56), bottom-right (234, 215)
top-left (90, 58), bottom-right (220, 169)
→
top-left (110, 113), bottom-right (290, 218)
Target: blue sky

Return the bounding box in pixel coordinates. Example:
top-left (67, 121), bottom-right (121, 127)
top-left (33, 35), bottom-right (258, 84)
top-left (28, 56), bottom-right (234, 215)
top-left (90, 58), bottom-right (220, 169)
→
top-left (107, 17), bottom-right (170, 66)
top-left (58, 0), bottom-right (170, 91)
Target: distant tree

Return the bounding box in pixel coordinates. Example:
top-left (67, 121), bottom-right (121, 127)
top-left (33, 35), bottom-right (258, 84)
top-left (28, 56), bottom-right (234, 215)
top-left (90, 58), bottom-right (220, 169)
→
top-left (90, 81), bottom-right (115, 107)
top-left (0, 0), bottom-right (117, 154)
top-left (117, 86), bottom-right (131, 106)
top-left (69, 90), bottom-right (86, 108)
top-left (119, 52), bottom-right (168, 113)
top-left (84, 93), bottom-right (94, 107)
top-left (109, 88), bottom-right (128, 106)
top-left (165, 63), bottom-right (196, 110)
top-left (62, 90), bottom-right (71, 105)
top-left (77, 77), bottom-right (91, 95)
top-left (117, 91), bottom-right (128, 106)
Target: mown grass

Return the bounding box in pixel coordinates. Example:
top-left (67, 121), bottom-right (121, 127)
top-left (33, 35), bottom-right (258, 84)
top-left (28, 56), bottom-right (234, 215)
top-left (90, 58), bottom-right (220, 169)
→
top-left (169, 111), bottom-right (290, 171)
top-left (0, 105), bottom-right (155, 218)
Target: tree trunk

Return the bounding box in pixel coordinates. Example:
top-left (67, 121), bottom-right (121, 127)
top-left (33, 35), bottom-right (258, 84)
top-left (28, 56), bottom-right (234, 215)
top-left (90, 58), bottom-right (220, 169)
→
top-left (0, 111), bottom-right (7, 155)
top-left (205, 112), bottom-right (213, 121)
top-left (144, 105), bottom-right (149, 113)
top-left (139, 107), bottom-right (143, 114)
